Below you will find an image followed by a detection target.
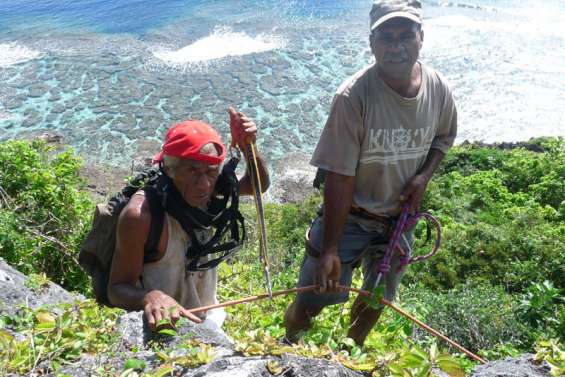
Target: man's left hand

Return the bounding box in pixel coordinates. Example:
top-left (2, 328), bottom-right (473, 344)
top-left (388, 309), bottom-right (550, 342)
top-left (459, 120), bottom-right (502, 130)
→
top-left (399, 173), bottom-right (430, 214)
top-left (228, 106), bottom-right (257, 149)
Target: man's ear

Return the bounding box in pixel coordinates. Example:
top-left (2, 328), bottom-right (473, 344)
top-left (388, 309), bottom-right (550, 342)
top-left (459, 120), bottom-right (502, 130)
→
top-left (163, 164), bottom-right (175, 179)
top-left (369, 33), bottom-right (377, 56)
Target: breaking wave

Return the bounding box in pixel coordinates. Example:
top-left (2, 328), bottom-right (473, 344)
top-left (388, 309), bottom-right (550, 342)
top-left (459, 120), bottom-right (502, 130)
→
top-left (153, 26), bottom-right (284, 66)
top-left (0, 43), bottom-right (42, 68)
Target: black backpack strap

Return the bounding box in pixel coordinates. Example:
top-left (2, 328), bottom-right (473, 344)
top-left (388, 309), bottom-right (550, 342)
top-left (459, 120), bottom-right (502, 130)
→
top-left (185, 159), bottom-right (246, 271)
top-left (142, 187), bottom-right (165, 262)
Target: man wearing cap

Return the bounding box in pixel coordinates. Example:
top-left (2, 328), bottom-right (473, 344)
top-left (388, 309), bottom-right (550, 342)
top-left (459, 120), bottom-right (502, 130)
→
top-left (284, 0), bottom-right (457, 346)
top-left (108, 108), bottom-right (269, 330)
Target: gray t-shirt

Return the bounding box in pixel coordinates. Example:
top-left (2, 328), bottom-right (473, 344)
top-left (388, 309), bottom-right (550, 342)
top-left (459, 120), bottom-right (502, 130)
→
top-left (311, 62), bottom-right (457, 216)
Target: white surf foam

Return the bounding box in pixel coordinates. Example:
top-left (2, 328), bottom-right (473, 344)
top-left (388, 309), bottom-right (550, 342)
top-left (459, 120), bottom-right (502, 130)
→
top-left (153, 27), bottom-right (283, 66)
top-left (0, 43), bottom-right (42, 68)
top-left (0, 111), bottom-right (14, 121)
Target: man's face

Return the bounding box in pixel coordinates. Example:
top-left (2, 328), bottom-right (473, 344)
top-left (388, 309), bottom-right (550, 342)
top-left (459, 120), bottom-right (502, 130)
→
top-left (166, 145), bottom-right (221, 209)
top-left (371, 18), bottom-right (423, 80)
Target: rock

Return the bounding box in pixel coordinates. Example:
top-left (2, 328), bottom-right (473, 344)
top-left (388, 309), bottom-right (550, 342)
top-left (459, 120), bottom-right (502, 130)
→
top-left (184, 354), bottom-right (363, 377)
top-left (38, 132), bottom-right (64, 144)
top-left (116, 311), bottom-right (150, 350)
top-left (28, 85), bottom-right (49, 98)
top-left (279, 354), bottom-right (364, 377)
top-left (268, 152), bottom-right (320, 204)
top-left (79, 163), bottom-right (130, 202)
top-left (115, 311), bottom-right (234, 353)
top-left (0, 258), bottom-right (81, 318)
top-left (470, 354), bottom-right (552, 377)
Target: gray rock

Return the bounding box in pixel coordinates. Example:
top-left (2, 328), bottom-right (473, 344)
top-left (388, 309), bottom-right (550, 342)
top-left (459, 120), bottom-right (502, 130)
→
top-left (115, 311), bottom-right (233, 351)
top-left (269, 152), bottom-right (319, 204)
top-left (280, 354), bottom-right (364, 377)
top-left (28, 85), bottom-right (48, 98)
top-left (185, 356), bottom-right (268, 377)
top-left (79, 162), bottom-right (130, 202)
top-left (51, 104), bottom-right (66, 114)
top-left (0, 258), bottom-right (81, 318)
top-left (185, 354), bottom-right (363, 377)
top-left (37, 131), bottom-right (64, 144)
top-left (116, 311), bottom-right (149, 350)
top-left (470, 354), bottom-right (552, 377)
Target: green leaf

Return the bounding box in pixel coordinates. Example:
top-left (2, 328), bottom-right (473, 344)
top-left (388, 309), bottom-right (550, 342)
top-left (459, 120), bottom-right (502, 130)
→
top-left (399, 353), bottom-right (426, 369)
top-left (152, 364), bottom-right (174, 377)
top-left (436, 357), bottom-right (466, 377)
top-left (123, 358), bottom-right (146, 372)
top-left (341, 337), bottom-right (356, 348)
top-left (158, 329), bottom-right (177, 337)
top-left (429, 343), bottom-right (438, 361)
top-left (35, 322), bottom-right (56, 330)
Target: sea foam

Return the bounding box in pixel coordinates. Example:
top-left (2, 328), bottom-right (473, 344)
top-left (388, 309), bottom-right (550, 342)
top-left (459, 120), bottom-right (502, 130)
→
top-left (0, 111), bottom-right (14, 121)
top-left (153, 27), bottom-right (283, 66)
top-left (0, 43), bottom-right (41, 68)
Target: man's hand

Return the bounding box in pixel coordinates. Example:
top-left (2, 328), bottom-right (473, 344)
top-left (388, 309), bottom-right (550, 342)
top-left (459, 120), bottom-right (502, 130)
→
top-left (143, 290), bottom-right (202, 331)
top-left (315, 248), bottom-right (341, 294)
top-left (228, 106), bottom-right (257, 149)
top-left (399, 173), bottom-right (430, 214)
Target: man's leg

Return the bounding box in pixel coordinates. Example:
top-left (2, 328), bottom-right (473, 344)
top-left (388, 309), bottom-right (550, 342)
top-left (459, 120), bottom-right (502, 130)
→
top-left (284, 299), bottom-right (324, 343)
top-left (283, 253), bottom-right (353, 342)
top-left (284, 215), bottom-right (369, 343)
top-left (347, 296), bottom-right (385, 346)
top-left (347, 232), bottom-right (414, 347)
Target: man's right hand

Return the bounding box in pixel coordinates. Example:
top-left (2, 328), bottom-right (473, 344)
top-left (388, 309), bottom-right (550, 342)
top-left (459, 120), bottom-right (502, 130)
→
top-left (315, 249), bottom-right (341, 294)
top-left (143, 290), bottom-right (202, 331)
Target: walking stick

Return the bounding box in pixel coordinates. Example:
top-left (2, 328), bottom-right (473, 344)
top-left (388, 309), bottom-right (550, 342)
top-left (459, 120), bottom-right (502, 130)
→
top-left (229, 108), bottom-right (273, 299)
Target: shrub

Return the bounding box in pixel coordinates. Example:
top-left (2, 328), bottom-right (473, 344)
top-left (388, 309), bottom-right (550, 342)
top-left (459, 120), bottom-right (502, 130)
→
top-left (516, 281), bottom-right (564, 342)
top-left (0, 140), bottom-right (93, 293)
top-left (408, 138), bottom-right (565, 292)
top-left (403, 281), bottom-right (530, 352)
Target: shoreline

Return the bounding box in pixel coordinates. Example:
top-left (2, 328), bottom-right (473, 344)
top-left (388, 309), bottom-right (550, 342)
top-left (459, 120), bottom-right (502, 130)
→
top-left (8, 132), bottom-right (559, 204)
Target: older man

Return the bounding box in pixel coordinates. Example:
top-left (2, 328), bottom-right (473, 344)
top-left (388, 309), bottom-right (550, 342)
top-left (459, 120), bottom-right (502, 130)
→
top-left (284, 0), bottom-right (457, 346)
top-left (108, 108), bottom-right (269, 330)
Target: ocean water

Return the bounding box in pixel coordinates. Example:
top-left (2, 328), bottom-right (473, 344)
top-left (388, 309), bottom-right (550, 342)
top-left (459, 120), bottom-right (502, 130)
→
top-left (0, 0), bottom-right (564, 165)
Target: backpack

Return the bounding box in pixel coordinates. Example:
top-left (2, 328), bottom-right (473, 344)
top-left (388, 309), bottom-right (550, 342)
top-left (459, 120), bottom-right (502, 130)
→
top-left (79, 157), bottom-right (244, 305)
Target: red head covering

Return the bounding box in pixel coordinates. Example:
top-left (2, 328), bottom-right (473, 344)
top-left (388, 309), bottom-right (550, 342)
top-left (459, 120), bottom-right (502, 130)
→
top-left (153, 120), bottom-right (226, 165)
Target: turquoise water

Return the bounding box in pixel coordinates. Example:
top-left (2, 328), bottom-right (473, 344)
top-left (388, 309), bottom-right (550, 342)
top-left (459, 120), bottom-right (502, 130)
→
top-left (1, 0), bottom-right (564, 165)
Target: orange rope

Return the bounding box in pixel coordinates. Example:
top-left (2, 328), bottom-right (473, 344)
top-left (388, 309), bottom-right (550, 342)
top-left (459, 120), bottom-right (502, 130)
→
top-left (187, 284), bottom-right (487, 364)
top-left (348, 287), bottom-right (488, 364)
top-left (187, 285), bottom-right (317, 314)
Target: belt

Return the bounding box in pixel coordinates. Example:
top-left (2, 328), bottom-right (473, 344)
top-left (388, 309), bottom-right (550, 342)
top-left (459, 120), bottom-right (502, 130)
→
top-left (304, 206), bottom-right (397, 259)
top-left (349, 205), bottom-right (395, 223)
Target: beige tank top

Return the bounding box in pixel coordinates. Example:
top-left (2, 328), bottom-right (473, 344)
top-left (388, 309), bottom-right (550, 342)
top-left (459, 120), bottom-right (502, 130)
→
top-left (139, 214), bottom-right (220, 322)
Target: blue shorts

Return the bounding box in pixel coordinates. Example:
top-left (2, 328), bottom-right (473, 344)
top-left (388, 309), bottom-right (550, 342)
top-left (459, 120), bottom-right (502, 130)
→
top-left (295, 215), bottom-right (413, 309)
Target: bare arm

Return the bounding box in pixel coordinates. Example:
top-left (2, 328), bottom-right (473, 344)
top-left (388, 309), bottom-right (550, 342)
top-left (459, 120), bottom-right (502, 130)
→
top-left (239, 151), bottom-right (270, 196)
top-left (419, 148), bottom-right (446, 180)
top-left (317, 171), bottom-right (356, 293)
top-left (400, 148), bottom-right (446, 213)
top-left (107, 194), bottom-right (201, 329)
top-left (228, 107), bottom-right (270, 195)
top-left (107, 194), bottom-right (150, 310)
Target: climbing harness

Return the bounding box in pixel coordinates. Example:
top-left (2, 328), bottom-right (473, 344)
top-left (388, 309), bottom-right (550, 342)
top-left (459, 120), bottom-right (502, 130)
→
top-left (230, 110), bottom-right (273, 298)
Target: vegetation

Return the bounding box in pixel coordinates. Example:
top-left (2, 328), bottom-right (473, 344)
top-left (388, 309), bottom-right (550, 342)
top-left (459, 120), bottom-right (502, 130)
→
top-left (0, 140), bottom-right (93, 293)
top-left (0, 138), bottom-right (563, 375)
